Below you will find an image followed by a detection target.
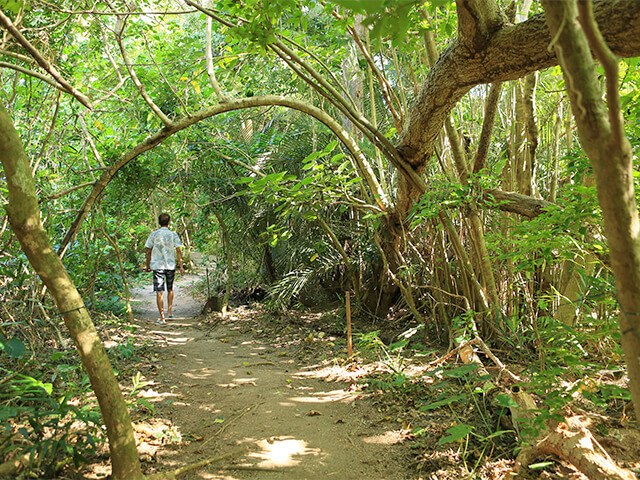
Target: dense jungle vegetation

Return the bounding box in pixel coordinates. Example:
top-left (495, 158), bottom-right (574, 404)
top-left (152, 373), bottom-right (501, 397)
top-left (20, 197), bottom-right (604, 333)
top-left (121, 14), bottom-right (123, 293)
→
top-left (1, 0), bottom-right (640, 478)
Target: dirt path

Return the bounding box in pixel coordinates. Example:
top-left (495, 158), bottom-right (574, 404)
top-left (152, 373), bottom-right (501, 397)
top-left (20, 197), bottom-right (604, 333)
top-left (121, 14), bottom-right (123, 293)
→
top-left (127, 272), bottom-right (414, 480)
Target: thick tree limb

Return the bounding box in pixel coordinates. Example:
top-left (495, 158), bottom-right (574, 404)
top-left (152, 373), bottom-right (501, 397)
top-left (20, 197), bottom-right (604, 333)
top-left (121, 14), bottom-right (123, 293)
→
top-left (483, 189), bottom-right (552, 218)
top-left (456, 0), bottom-right (507, 51)
top-left (397, 0), bottom-right (640, 168)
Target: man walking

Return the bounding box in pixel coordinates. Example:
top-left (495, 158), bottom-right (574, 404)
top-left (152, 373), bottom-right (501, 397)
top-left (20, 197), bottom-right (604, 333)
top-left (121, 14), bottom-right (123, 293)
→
top-left (145, 213), bottom-right (185, 323)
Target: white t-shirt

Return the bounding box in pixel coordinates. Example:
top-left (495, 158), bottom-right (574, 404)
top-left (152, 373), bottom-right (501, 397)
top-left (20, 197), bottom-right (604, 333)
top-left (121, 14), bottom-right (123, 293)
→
top-left (145, 227), bottom-right (183, 270)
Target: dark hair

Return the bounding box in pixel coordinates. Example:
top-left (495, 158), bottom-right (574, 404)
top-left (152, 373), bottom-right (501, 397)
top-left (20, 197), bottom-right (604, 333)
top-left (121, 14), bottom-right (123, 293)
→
top-left (158, 213), bottom-right (170, 226)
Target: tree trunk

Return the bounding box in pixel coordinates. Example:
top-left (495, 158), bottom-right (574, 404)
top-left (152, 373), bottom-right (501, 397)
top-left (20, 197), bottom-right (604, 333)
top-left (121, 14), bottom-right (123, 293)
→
top-left (542, 0), bottom-right (640, 423)
top-left (0, 105), bottom-right (143, 480)
top-left (549, 101), bottom-right (562, 203)
top-left (210, 204), bottom-right (233, 316)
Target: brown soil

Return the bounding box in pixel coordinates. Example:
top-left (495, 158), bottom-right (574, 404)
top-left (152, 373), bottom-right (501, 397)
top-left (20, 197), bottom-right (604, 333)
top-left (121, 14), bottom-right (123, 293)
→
top-left (96, 271), bottom-right (416, 480)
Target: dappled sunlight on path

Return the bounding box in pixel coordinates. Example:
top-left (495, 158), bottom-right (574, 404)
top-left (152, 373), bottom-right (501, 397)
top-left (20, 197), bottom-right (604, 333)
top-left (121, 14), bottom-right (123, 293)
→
top-left (246, 436), bottom-right (322, 469)
top-left (127, 272), bottom-right (414, 479)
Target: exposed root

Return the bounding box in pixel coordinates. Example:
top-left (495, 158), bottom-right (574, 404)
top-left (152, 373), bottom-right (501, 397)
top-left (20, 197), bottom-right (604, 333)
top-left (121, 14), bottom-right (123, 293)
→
top-left (511, 416), bottom-right (635, 480)
top-left (145, 446), bottom-right (249, 480)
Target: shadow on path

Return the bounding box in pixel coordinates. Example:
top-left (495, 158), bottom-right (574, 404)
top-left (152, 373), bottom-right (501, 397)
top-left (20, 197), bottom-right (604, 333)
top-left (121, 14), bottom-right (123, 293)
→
top-left (128, 271), bottom-right (412, 480)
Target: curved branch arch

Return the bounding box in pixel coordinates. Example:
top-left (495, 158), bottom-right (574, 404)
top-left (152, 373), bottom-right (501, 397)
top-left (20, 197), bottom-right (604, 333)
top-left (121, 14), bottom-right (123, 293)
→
top-left (59, 95), bottom-right (390, 255)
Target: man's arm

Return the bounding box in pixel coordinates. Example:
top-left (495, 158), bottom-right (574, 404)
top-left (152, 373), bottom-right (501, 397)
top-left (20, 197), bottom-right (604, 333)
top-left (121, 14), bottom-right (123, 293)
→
top-left (145, 248), bottom-right (152, 272)
top-left (176, 247), bottom-right (185, 276)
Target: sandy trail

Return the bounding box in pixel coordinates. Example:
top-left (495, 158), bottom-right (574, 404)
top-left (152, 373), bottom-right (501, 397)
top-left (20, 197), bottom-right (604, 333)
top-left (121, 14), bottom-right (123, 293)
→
top-left (128, 271), bottom-right (412, 480)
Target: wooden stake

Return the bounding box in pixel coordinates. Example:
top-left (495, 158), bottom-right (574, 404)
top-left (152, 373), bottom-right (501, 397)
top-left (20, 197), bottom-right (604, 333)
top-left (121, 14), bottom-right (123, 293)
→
top-left (346, 291), bottom-right (352, 358)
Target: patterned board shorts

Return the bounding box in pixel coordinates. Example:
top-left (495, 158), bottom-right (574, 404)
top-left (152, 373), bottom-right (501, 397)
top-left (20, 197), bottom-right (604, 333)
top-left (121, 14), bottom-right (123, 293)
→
top-left (153, 269), bottom-right (176, 292)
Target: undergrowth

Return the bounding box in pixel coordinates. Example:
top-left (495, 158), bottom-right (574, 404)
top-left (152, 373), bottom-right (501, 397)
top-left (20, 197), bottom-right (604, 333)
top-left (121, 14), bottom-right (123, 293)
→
top-left (0, 302), bottom-right (150, 478)
top-left (351, 321), bottom-right (634, 479)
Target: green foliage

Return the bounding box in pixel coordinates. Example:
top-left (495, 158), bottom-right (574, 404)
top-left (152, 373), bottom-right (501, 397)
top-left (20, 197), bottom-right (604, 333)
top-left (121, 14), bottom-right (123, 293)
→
top-left (499, 180), bottom-right (603, 273)
top-left (0, 0), bottom-right (24, 14)
top-left (239, 140), bottom-right (359, 232)
top-left (439, 423), bottom-right (474, 445)
top-left (265, 267), bottom-right (314, 310)
top-left (521, 317), bottom-right (630, 415)
top-left (233, 136), bottom-right (369, 306)
top-left (0, 335), bottom-right (26, 358)
top-left (408, 171), bottom-right (501, 228)
top-left (329, 0), bottom-right (454, 47)
top-left (94, 292), bottom-right (129, 316)
top-left (126, 372), bottom-right (156, 415)
top-left (109, 339), bottom-right (138, 360)
top-left (0, 351), bottom-right (103, 475)
top-left (358, 356), bottom-right (513, 475)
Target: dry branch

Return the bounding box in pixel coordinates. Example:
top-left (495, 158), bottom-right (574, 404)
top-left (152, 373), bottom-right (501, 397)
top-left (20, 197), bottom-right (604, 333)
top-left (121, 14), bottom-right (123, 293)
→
top-left (145, 446), bottom-right (249, 480)
top-left (200, 403), bottom-right (262, 448)
top-left (482, 189), bottom-right (552, 218)
top-left (511, 416), bottom-right (635, 480)
top-left (219, 465), bottom-right (286, 472)
top-left (0, 10), bottom-right (92, 109)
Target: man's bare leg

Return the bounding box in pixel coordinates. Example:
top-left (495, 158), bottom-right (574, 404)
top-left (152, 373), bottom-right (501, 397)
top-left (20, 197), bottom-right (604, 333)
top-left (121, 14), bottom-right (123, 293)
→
top-left (156, 291), bottom-right (165, 322)
top-left (167, 290), bottom-right (174, 318)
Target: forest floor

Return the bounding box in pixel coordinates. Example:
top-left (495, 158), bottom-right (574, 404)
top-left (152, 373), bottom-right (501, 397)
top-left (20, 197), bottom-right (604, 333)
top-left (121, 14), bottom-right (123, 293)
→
top-left (83, 269), bottom-right (417, 480)
top-left (75, 265), bottom-right (640, 480)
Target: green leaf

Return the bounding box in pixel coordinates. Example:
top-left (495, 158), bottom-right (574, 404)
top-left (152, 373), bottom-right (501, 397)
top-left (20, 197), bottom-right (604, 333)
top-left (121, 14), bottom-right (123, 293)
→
top-left (419, 394), bottom-right (467, 411)
top-left (15, 375), bottom-right (53, 395)
top-left (0, 0), bottom-right (24, 14)
top-left (482, 429), bottom-right (513, 440)
top-left (0, 336), bottom-right (26, 358)
top-left (442, 364), bottom-right (479, 378)
top-left (529, 461), bottom-right (555, 470)
top-left (300, 176), bottom-right (315, 186)
top-left (51, 351), bottom-right (66, 361)
top-left (388, 339), bottom-right (409, 351)
top-left (236, 177), bottom-right (255, 184)
top-left (438, 424), bottom-right (474, 445)
top-left (57, 364), bottom-right (78, 374)
top-left (494, 394), bottom-right (519, 409)
top-left (323, 140), bottom-right (338, 152)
